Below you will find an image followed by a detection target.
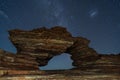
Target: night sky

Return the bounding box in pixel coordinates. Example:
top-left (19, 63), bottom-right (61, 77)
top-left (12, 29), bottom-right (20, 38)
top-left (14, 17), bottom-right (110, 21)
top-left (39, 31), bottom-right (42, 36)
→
top-left (0, 0), bottom-right (120, 70)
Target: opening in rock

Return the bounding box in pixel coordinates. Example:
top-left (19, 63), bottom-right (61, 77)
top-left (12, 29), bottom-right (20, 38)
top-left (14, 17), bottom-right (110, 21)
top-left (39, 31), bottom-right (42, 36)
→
top-left (40, 53), bottom-right (74, 70)
top-left (0, 33), bottom-right (17, 53)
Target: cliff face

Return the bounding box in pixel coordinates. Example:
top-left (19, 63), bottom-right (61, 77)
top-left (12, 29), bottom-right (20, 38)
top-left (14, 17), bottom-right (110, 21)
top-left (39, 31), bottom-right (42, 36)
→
top-left (8, 26), bottom-right (99, 68)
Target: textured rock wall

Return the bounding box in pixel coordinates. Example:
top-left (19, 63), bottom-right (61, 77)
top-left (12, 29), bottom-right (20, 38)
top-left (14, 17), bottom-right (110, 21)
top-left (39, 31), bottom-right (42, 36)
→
top-left (8, 26), bottom-right (99, 68)
top-left (68, 37), bottom-right (99, 67)
top-left (0, 26), bottom-right (120, 79)
top-left (0, 26), bottom-right (120, 71)
top-left (9, 27), bottom-right (74, 66)
top-left (0, 49), bottom-right (39, 70)
top-left (1, 74), bottom-right (120, 80)
top-left (0, 70), bottom-right (120, 80)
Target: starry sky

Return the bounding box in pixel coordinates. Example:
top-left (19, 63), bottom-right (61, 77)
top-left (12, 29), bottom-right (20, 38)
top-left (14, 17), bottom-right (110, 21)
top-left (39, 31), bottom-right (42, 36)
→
top-left (0, 0), bottom-right (120, 70)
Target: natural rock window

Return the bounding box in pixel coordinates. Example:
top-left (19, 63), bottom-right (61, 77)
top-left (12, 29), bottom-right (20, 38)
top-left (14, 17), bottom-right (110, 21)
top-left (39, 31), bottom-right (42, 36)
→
top-left (40, 53), bottom-right (74, 70)
top-left (0, 26), bottom-right (120, 76)
top-left (6, 26), bottom-right (99, 70)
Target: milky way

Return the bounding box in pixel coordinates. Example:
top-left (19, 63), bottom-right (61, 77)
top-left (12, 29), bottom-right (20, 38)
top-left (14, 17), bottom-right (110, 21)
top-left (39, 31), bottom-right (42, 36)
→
top-left (36, 0), bottom-right (70, 28)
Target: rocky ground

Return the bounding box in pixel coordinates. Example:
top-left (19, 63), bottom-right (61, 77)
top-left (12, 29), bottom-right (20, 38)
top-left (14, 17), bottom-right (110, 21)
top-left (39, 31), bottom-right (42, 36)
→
top-left (0, 70), bottom-right (120, 80)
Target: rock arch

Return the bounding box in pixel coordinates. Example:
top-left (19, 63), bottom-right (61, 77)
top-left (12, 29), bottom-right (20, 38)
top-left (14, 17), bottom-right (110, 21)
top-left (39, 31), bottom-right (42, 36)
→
top-left (40, 53), bottom-right (74, 70)
top-left (8, 26), bottom-right (99, 69)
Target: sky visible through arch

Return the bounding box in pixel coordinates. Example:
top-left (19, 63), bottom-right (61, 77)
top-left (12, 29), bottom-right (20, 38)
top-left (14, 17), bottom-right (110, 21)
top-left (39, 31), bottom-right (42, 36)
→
top-left (0, 0), bottom-right (120, 70)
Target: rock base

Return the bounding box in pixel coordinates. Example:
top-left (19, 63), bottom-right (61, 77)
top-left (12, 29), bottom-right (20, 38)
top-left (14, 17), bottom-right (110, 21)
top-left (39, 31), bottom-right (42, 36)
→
top-left (0, 70), bottom-right (120, 80)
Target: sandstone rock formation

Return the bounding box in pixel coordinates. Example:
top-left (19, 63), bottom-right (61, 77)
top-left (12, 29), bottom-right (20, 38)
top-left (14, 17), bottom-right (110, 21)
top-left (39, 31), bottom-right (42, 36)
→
top-left (8, 26), bottom-right (99, 68)
top-left (0, 26), bottom-right (120, 72)
top-left (0, 69), bottom-right (120, 80)
top-left (0, 26), bottom-right (120, 79)
top-left (0, 49), bottom-right (39, 70)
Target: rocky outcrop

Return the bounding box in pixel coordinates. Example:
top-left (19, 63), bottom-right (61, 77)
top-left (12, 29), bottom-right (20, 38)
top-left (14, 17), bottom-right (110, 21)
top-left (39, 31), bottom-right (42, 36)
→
top-left (89, 54), bottom-right (120, 73)
top-left (67, 37), bottom-right (99, 67)
top-left (0, 26), bottom-right (120, 79)
top-left (0, 70), bottom-right (120, 80)
top-left (8, 27), bottom-right (74, 66)
top-left (0, 49), bottom-right (39, 70)
top-left (0, 26), bottom-right (120, 72)
top-left (8, 26), bottom-right (99, 68)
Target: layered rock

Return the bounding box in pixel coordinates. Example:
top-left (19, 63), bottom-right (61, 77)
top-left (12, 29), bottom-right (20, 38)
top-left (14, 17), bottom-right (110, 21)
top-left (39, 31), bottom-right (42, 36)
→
top-left (8, 26), bottom-right (99, 68)
top-left (67, 37), bottom-right (99, 67)
top-left (0, 26), bottom-right (119, 71)
top-left (72, 54), bottom-right (120, 73)
top-left (9, 27), bottom-right (74, 66)
top-left (0, 26), bottom-right (119, 79)
top-left (90, 55), bottom-right (120, 73)
top-left (0, 69), bottom-right (120, 80)
top-left (0, 49), bottom-right (39, 70)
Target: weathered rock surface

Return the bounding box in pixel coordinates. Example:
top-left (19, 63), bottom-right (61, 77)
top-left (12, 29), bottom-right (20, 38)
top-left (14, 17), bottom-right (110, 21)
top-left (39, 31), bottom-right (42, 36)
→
top-left (8, 26), bottom-right (99, 67)
top-left (73, 54), bottom-right (120, 73)
top-left (0, 49), bottom-right (39, 70)
top-left (9, 27), bottom-right (74, 66)
top-left (68, 37), bottom-right (99, 67)
top-left (0, 26), bottom-right (120, 80)
top-left (0, 70), bottom-right (120, 80)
